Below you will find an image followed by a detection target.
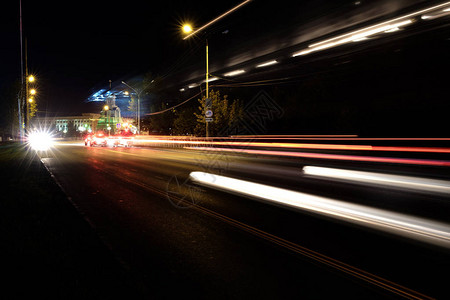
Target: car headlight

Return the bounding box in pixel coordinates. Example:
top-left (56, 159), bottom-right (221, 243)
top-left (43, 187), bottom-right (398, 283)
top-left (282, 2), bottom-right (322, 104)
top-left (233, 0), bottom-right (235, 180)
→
top-left (28, 131), bottom-right (54, 151)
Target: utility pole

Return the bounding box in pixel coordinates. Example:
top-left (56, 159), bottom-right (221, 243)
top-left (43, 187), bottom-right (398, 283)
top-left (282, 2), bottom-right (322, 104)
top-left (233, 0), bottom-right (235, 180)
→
top-left (25, 38), bottom-right (29, 131)
top-left (205, 39), bottom-right (209, 139)
top-left (18, 0), bottom-right (24, 140)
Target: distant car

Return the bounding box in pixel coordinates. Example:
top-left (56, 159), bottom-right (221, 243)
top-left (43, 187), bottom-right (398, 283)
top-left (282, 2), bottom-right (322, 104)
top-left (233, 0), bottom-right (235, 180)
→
top-left (84, 132), bottom-right (108, 147)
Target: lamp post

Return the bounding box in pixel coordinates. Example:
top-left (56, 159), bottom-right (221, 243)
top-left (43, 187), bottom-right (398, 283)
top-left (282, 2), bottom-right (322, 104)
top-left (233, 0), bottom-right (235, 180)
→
top-left (181, 2), bottom-right (252, 138)
top-left (103, 105), bottom-right (110, 135)
top-left (182, 24), bottom-right (211, 138)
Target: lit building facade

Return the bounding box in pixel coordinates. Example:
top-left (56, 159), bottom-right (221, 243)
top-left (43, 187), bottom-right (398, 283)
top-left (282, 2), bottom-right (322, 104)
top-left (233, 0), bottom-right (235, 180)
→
top-left (31, 113), bottom-right (101, 134)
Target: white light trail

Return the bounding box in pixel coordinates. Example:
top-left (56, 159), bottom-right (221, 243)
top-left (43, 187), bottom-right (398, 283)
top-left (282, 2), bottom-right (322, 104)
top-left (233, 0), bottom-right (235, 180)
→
top-left (293, 19), bottom-right (413, 57)
top-left (303, 166), bottom-right (450, 195)
top-left (256, 60), bottom-right (278, 68)
top-left (203, 76), bottom-right (219, 83)
top-left (190, 171), bottom-right (450, 248)
top-left (183, 0), bottom-right (253, 40)
top-left (292, 1), bottom-right (450, 57)
top-left (224, 69), bottom-right (246, 77)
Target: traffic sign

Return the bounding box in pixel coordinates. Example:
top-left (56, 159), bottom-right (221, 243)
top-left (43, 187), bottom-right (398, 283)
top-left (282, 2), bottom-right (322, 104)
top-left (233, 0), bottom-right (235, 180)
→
top-left (205, 110), bottom-right (213, 118)
top-left (205, 117), bottom-right (213, 122)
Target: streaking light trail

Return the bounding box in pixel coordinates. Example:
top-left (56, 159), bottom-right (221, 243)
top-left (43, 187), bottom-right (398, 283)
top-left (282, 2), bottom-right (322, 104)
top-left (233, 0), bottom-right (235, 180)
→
top-left (182, 0), bottom-right (253, 40)
top-left (185, 147), bottom-right (450, 167)
top-left (190, 171), bottom-right (450, 248)
top-left (132, 136), bottom-right (450, 154)
top-left (292, 1), bottom-right (450, 57)
top-left (303, 166), bottom-right (450, 195)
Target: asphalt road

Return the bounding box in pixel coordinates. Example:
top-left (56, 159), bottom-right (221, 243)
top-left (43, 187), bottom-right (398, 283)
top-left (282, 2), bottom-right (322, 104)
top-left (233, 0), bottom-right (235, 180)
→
top-left (39, 141), bottom-right (450, 299)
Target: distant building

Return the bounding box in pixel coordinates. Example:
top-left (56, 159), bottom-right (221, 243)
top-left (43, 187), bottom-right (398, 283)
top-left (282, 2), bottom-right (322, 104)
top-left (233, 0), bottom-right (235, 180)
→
top-left (97, 95), bottom-right (123, 134)
top-left (31, 113), bottom-right (101, 134)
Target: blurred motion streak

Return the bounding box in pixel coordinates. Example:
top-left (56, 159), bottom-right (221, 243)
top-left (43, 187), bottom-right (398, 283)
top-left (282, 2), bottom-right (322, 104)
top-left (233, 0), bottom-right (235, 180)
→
top-left (303, 166), bottom-right (450, 195)
top-left (292, 1), bottom-right (450, 57)
top-left (182, 0), bottom-right (253, 40)
top-left (208, 142), bottom-right (450, 153)
top-left (185, 147), bottom-right (450, 167)
top-left (190, 172), bottom-right (450, 248)
top-left (130, 136), bottom-right (450, 153)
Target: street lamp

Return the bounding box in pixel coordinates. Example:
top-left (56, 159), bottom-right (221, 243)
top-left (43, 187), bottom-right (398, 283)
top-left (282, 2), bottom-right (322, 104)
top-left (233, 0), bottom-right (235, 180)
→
top-left (103, 105), bottom-right (110, 134)
top-left (182, 24), bottom-right (193, 34)
top-left (182, 23), bottom-right (211, 138)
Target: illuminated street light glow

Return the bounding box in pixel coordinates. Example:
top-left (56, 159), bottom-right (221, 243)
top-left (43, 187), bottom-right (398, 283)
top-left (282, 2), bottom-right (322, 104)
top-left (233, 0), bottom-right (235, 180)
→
top-left (182, 24), bottom-right (193, 34)
top-left (308, 19), bottom-right (413, 49)
top-left (224, 69), bottom-right (245, 77)
top-left (28, 75), bottom-right (35, 82)
top-left (293, 19), bottom-right (413, 57)
top-left (292, 1), bottom-right (450, 57)
top-left (256, 60), bottom-right (278, 68)
top-left (202, 76), bottom-right (219, 83)
top-left (292, 2), bottom-right (450, 57)
top-left (104, 105), bottom-right (109, 110)
top-left (190, 171), bottom-right (450, 248)
top-left (30, 88), bottom-right (36, 95)
top-left (207, 76), bottom-right (219, 82)
top-left (384, 27), bottom-right (400, 33)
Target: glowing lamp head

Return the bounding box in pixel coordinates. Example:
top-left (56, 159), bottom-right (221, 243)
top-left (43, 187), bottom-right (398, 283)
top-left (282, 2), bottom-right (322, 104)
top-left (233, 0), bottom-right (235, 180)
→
top-left (182, 24), bottom-right (193, 34)
top-left (104, 105), bottom-right (109, 111)
top-left (30, 89), bottom-right (36, 95)
top-left (28, 75), bottom-right (35, 83)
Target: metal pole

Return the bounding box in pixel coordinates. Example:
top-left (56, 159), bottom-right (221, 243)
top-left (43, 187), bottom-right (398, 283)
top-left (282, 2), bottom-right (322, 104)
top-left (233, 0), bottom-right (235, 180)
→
top-left (25, 38), bottom-right (29, 132)
top-left (205, 39), bottom-right (209, 139)
top-left (206, 39), bottom-right (209, 99)
top-left (18, 0), bottom-right (24, 141)
top-left (137, 93), bottom-right (140, 134)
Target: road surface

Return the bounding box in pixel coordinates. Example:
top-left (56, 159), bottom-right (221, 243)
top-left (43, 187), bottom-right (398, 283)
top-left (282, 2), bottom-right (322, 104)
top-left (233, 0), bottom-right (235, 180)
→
top-left (39, 140), bottom-right (450, 299)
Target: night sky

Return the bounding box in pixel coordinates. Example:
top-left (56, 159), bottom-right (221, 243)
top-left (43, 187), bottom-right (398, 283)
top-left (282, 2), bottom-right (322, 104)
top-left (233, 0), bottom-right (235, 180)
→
top-left (1, 0), bottom-right (248, 113)
top-left (1, 0), bottom-right (368, 112)
top-left (1, 0), bottom-right (449, 136)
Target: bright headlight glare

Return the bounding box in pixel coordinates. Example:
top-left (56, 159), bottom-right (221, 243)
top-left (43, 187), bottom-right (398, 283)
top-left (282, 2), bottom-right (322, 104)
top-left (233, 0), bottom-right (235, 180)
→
top-left (28, 131), bottom-right (54, 151)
